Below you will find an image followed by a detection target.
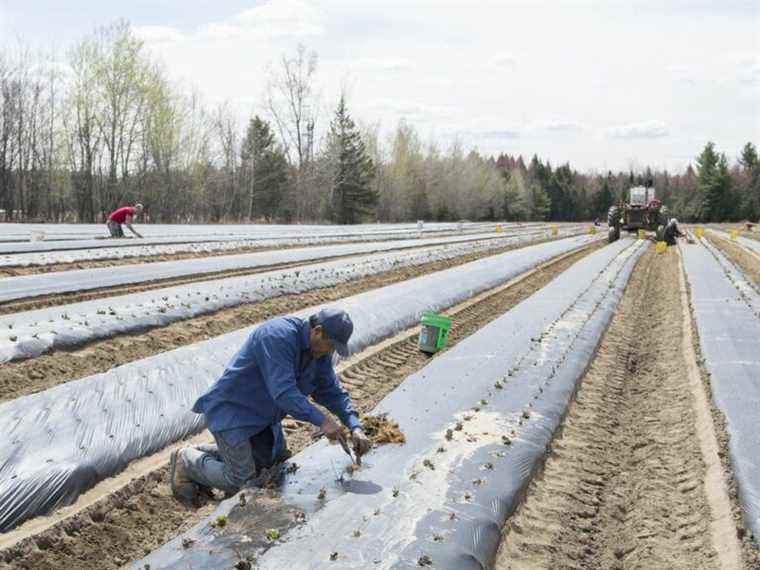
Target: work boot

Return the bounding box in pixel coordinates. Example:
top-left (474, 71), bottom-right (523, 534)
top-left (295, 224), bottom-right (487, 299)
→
top-left (170, 449), bottom-right (198, 501)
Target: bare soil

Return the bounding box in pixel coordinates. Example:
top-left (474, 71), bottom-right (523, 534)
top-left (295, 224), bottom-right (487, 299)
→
top-left (705, 233), bottom-right (760, 286)
top-left (0, 235), bottom-right (586, 402)
top-left (0, 240), bottom-right (596, 570)
top-left (494, 246), bottom-right (743, 570)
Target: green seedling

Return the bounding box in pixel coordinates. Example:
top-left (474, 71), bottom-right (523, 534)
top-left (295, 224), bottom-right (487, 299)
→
top-left (522, 410), bottom-right (530, 419)
top-left (294, 511), bottom-right (307, 523)
top-left (234, 560), bottom-right (252, 570)
top-left (502, 435), bottom-right (512, 445)
top-left (445, 429), bottom-right (453, 441)
top-left (479, 399), bottom-right (488, 406)
top-left (483, 462), bottom-right (494, 470)
top-left (436, 446), bottom-right (446, 453)
top-left (418, 554), bottom-right (433, 567)
top-left (330, 552), bottom-right (339, 561)
top-left (239, 493), bottom-right (247, 507)
top-left (181, 537), bottom-right (195, 549)
top-left (423, 459), bottom-right (435, 470)
top-left (463, 492), bottom-right (472, 501)
top-left (454, 422), bottom-right (463, 431)
top-left (285, 462), bottom-right (300, 475)
top-left (265, 528), bottom-right (280, 542)
top-left (494, 380), bottom-right (503, 390)
top-left (213, 515), bottom-right (228, 528)
top-left (9, 336), bottom-right (17, 342)
top-left (317, 487), bottom-right (327, 500)
top-left (449, 512), bottom-right (457, 521)
top-left (433, 533), bottom-right (444, 542)
top-left (392, 487), bottom-right (400, 497)
top-left (352, 529), bottom-right (361, 538)
top-left (473, 478), bottom-right (485, 486)
top-left (374, 508), bottom-right (381, 516)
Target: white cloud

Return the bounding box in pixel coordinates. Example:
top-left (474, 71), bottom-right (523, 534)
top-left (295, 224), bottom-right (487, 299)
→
top-left (233, 0), bottom-right (325, 37)
top-left (490, 53), bottom-right (517, 69)
top-left (197, 22), bottom-right (242, 41)
top-left (133, 25), bottom-right (185, 44)
top-left (354, 58), bottom-right (413, 72)
top-left (605, 120), bottom-right (669, 140)
top-left (532, 120), bottom-right (584, 133)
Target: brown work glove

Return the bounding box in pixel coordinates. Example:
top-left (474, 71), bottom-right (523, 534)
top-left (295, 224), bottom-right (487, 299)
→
top-left (351, 427), bottom-right (371, 458)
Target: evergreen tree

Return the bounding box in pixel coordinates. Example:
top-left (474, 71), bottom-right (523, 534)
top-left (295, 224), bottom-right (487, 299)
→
top-left (592, 178), bottom-right (615, 218)
top-left (696, 142), bottom-right (727, 222)
top-left (326, 95), bottom-right (377, 224)
top-left (240, 115), bottom-right (289, 221)
top-left (739, 142), bottom-right (760, 221)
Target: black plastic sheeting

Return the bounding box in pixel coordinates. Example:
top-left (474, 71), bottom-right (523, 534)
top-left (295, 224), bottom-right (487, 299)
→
top-left (0, 235), bottom-right (595, 533)
top-left (681, 237), bottom-right (760, 542)
top-left (136, 239), bottom-right (645, 569)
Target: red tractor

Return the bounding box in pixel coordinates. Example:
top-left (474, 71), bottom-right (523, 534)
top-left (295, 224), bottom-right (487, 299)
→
top-left (608, 185), bottom-right (670, 243)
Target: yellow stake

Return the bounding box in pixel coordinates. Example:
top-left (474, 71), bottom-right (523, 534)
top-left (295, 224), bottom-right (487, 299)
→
top-left (695, 227), bottom-right (704, 238)
top-left (495, 224), bottom-right (503, 233)
top-left (588, 226), bottom-right (597, 235)
top-left (638, 229), bottom-right (646, 239)
top-left (551, 225), bottom-right (558, 236)
top-left (656, 241), bottom-right (667, 254)
top-left (730, 229), bottom-right (739, 240)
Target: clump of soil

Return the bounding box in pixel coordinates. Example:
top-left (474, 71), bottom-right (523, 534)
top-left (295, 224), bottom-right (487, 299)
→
top-left (362, 413), bottom-right (406, 445)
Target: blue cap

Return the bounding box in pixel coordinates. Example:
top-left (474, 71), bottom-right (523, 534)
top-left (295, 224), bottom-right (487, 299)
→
top-left (313, 308), bottom-right (354, 357)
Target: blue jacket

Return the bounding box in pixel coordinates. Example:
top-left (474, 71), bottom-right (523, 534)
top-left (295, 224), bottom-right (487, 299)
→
top-left (193, 316), bottom-right (361, 447)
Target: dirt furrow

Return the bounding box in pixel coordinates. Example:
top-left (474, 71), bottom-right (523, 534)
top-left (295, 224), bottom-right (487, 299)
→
top-left (705, 233), bottom-right (760, 287)
top-left (0, 235), bottom-right (587, 402)
top-left (495, 246), bottom-right (738, 570)
top-left (0, 239), bottom-right (597, 570)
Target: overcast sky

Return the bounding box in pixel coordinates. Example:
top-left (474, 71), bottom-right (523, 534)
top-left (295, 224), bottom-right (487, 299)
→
top-left (1, 0), bottom-right (758, 172)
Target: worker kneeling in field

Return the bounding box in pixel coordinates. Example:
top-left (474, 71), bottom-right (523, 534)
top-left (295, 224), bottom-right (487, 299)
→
top-left (664, 218), bottom-right (684, 246)
top-left (170, 308), bottom-right (371, 501)
top-left (106, 203), bottom-right (143, 238)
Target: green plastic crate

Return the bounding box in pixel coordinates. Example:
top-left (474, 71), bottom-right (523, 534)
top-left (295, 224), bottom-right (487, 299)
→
top-left (418, 312), bottom-right (452, 354)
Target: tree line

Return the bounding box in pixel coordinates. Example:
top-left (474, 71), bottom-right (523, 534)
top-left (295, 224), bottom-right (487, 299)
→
top-left (1, 21), bottom-right (757, 224)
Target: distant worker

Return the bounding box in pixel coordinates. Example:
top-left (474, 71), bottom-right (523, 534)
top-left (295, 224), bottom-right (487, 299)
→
top-left (663, 218), bottom-right (684, 246)
top-left (170, 308), bottom-right (371, 501)
top-left (106, 203), bottom-right (143, 238)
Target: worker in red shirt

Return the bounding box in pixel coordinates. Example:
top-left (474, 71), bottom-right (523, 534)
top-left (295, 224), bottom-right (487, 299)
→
top-left (106, 203), bottom-right (144, 238)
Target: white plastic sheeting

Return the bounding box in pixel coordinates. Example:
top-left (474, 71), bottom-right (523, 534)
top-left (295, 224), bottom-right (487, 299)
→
top-left (681, 238), bottom-right (760, 541)
top-left (0, 230), bottom-right (570, 304)
top-left (0, 221), bottom-right (503, 247)
top-left (137, 239), bottom-right (646, 570)
top-left (0, 234), bottom-right (597, 532)
top-left (0, 231), bottom-right (588, 363)
top-left (0, 223), bottom-right (540, 258)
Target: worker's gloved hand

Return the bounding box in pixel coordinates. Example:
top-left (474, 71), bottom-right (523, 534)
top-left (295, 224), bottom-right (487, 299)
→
top-left (351, 427), bottom-right (371, 457)
top-left (319, 416), bottom-right (343, 442)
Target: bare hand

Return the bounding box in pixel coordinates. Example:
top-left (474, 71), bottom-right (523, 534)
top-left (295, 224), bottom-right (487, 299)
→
top-left (351, 427), bottom-right (371, 457)
top-left (319, 416), bottom-right (343, 442)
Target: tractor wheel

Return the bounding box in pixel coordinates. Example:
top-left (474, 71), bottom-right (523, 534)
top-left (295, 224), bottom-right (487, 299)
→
top-left (607, 205), bottom-right (621, 243)
top-left (608, 205), bottom-right (621, 227)
top-left (658, 206), bottom-right (670, 227)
